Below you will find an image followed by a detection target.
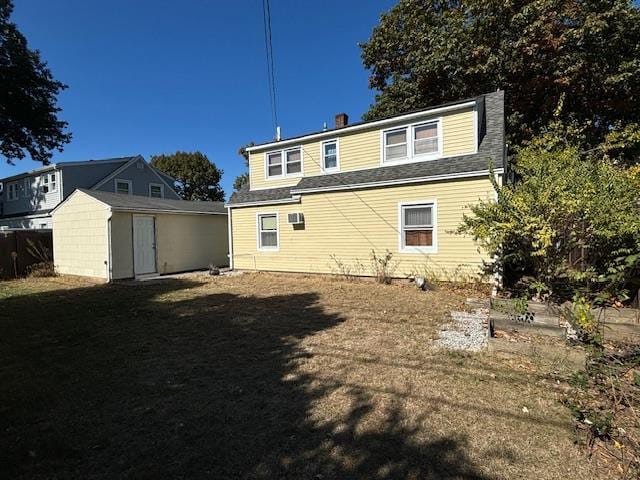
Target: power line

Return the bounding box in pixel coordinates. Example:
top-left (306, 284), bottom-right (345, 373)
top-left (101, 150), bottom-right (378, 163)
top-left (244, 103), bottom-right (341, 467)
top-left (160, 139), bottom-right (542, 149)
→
top-left (262, 0), bottom-right (278, 137)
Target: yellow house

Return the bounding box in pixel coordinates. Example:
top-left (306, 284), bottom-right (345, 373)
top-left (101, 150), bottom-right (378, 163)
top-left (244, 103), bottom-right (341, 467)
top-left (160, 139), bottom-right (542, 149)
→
top-left (226, 91), bottom-right (505, 281)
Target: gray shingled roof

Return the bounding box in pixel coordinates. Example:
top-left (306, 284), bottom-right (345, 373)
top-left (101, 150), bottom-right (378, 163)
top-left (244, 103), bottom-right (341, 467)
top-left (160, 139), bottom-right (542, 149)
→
top-left (228, 91), bottom-right (504, 206)
top-left (76, 189), bottom-right (227, 214)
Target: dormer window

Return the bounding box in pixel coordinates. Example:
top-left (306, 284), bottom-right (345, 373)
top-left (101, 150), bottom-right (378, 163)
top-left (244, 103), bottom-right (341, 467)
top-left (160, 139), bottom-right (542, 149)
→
top-left (265, 147), bottom-right (303, 179)
top-left (382, 119), bottom-right (441, 164)
top-left (322, 140), bottom-right (339, 172)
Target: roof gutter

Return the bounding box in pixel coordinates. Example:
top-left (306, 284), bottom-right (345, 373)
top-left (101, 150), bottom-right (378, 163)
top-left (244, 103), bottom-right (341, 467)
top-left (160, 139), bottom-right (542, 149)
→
top-left (109, 207), bottom-right (227, 216)
top-left (290, 168), bottom-right (504, 195)
top-left (225, 195), bottom-right (301, 208)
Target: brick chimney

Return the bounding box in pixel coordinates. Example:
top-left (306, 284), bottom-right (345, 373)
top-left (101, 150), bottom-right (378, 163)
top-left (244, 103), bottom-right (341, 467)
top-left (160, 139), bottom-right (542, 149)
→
top-left (335, 113), bottom-right (349, 128)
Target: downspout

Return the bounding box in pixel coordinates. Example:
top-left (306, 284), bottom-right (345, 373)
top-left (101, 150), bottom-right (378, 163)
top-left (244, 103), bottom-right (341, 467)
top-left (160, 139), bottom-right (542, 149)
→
top-left (106, 209), bottom-right (113, 282)
top-left (227, 206), bottom-right (234, 270)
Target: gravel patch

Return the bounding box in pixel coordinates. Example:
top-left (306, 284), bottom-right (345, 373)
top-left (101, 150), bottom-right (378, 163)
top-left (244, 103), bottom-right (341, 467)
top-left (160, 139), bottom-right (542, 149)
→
top-left (436, 309), bottom-right (489, 352)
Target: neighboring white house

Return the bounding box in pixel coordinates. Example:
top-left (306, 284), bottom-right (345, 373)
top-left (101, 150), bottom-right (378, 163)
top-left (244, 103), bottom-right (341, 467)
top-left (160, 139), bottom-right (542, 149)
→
top-left (52, 189), bottom-right (228, 280)
top-left (0, 155), bottom-right (179, 229)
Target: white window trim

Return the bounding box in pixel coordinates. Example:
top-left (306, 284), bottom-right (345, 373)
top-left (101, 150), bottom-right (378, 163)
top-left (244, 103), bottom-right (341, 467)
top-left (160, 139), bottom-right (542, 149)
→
top-left (397, 200), bottom-right (438, 254)
top-left (7, 182), bottom-right (19, 201)
top-left (381, 118), bottom-right (443, 166)
top-left (264, 147), bottom-right (304, 180)
top-left (320, 139), bottom-right (340, 173)
top-left (148, 183), bottom-right (165, 198)
top-left (256, 212), bottom-right (279, 251)
top-left (38, 173), bottom-right (56, 194)
top-left (115, 179), bottom-right (133, 195)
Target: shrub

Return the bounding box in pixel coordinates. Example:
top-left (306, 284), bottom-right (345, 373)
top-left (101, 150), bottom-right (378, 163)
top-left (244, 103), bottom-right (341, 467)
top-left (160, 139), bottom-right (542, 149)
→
top-left (459, 131), bottom-right (640, 302)
top-left (369, 249), bottom-right (398, 284)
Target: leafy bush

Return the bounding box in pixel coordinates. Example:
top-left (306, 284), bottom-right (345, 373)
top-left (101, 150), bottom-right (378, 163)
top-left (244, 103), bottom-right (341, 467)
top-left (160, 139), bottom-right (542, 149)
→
top-left (459, 131), bottom-right (640, 302)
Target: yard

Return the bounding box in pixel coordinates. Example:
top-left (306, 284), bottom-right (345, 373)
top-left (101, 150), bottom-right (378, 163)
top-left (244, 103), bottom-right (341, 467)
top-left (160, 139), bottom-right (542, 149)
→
top-left (0, 273), bottom-right (604, 479)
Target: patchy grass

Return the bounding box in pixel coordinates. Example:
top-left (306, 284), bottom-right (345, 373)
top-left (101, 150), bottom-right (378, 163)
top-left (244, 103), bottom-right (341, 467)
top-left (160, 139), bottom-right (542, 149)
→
top-left (0, 273), bottom-right (604, 479)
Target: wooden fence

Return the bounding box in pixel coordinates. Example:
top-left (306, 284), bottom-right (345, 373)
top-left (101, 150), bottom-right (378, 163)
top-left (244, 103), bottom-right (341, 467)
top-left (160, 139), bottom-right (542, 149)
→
top-left (0, 229), bottom-right (53, 279)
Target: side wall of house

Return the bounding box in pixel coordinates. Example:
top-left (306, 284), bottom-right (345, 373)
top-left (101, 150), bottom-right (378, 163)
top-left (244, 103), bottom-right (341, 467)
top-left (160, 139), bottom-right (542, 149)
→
top-left (52, 192), bottom-right (110, 279)
top-left (155, 214), bottom-right (228, 273)
top-left (248, 106), bottom-right (477, 190)
top-left (109, 212), bottom-right (229, 279)
top-left (231, 176), bottom-right (495, 281)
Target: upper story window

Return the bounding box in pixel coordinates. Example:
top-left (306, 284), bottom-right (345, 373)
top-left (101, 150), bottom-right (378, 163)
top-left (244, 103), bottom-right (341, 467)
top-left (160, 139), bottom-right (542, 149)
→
top-left (383, 119), bottom-right (441, 164)
top-left (399, 201), bottom-right (437, 253)
top-left (7, 182), bottom-right (19, 201)
top-left (40, 173), bottom-right (57, 194)
top-left (322, 140), bottom-right (339, 172)
top-left (115, 179), bottom-right (132, 195)
top-left (266, 147), bottom-right (303, 179)
top-left (23, 178), bottom-right (31, 197)
top-left (149, 183), bottom-right (164, 198)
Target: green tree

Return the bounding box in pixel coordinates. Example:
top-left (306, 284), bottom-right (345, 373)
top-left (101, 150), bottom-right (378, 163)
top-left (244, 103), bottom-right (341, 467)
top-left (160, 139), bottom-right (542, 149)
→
top-left (150, 151), bottom-right (224, 201)
top-left (459, 132), bottom-right (640, 300)
top-left (233, 142), bottom-right (254, 191)
top-left (361, 0), bottom-right (640, 155)
top-left (0, 0), bottom-right (71, 164)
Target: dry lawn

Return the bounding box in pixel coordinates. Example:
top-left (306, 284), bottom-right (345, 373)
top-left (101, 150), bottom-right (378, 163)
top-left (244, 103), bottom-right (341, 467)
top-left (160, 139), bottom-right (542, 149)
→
top-left (0, 273), bottom-right (604, 479)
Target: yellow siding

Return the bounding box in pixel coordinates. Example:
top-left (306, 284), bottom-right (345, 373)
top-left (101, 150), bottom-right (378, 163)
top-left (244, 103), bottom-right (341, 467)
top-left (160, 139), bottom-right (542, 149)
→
top-left (110, 212), bottom-right (134, 279)
top-left (249, 107), bottom-right (477, 190)
top-left (52, 191), bottom-right (110, 279)
top-left (155, 214), bottom-right (228, 274)
top-left (230, 177), bottom-right (495, 281)
top-left (109, 213), bottom-right (229, 279)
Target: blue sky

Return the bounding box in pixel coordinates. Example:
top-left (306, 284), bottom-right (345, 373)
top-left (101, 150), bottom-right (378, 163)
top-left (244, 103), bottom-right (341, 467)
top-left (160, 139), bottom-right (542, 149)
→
top-left (2, 0), bottom-right (397, 198)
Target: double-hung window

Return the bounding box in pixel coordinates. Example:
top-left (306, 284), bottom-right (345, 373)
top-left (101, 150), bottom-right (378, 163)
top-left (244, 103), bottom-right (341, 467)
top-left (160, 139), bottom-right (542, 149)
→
top-left (285, 148), bottom-right (302, 175)
top-left (23, 178), bottom-right (31, 197)
top-left (149, 183), bottom-right (164, 198)
top-left (384, 129), bottom-right (408, 161)
top-left (399, 202), bottom-right (436, 253)
top-left (383, 119), bottom-right (441, 163)
top-left (257, 213), bottom-right (278, 250)
top-left (322, 140), bottom-right (339, 172)
top-left (413, 122), bottom-right (438, 155)
top-left (7, 182), bottom-right (18, 201)
top-left (266, 147), bottom-right (302, 178)
top-left (40, 173), bottom-right (57, 194)
top-left (267, 152), bottom-right (283, 177)
top-left (116, 179), bottom-right (132, 195)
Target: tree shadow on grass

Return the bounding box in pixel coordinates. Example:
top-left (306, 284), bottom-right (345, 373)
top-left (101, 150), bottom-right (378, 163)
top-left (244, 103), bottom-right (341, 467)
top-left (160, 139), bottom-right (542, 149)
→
top-left (0, 279), bottom-right (491, 479)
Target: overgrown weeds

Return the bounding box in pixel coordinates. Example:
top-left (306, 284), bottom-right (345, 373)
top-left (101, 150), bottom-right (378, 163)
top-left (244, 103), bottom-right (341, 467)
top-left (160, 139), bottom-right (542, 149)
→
top-left (370, 249), bottom-right (398, 284)
top-left (564, 343), bottom-right (640, 478)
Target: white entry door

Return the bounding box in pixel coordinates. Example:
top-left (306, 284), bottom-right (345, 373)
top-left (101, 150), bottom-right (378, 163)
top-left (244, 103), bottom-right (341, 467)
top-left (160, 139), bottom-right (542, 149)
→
top-left (133, 215), bottom-right (157, 275)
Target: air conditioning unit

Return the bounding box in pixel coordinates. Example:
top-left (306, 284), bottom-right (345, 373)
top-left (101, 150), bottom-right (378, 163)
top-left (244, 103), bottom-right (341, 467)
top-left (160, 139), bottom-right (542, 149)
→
top-left (287, 212), bottom-right (304, 225)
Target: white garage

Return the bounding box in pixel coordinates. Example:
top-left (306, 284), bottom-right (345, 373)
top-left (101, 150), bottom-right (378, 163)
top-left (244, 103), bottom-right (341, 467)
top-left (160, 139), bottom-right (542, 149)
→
top-left (52, 189), bottom-right (228, 280)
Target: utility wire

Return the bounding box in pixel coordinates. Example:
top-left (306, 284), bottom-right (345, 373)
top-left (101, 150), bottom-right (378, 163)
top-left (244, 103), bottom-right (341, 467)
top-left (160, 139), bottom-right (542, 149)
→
top-left (262, 0), bottom-right (278, 137)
